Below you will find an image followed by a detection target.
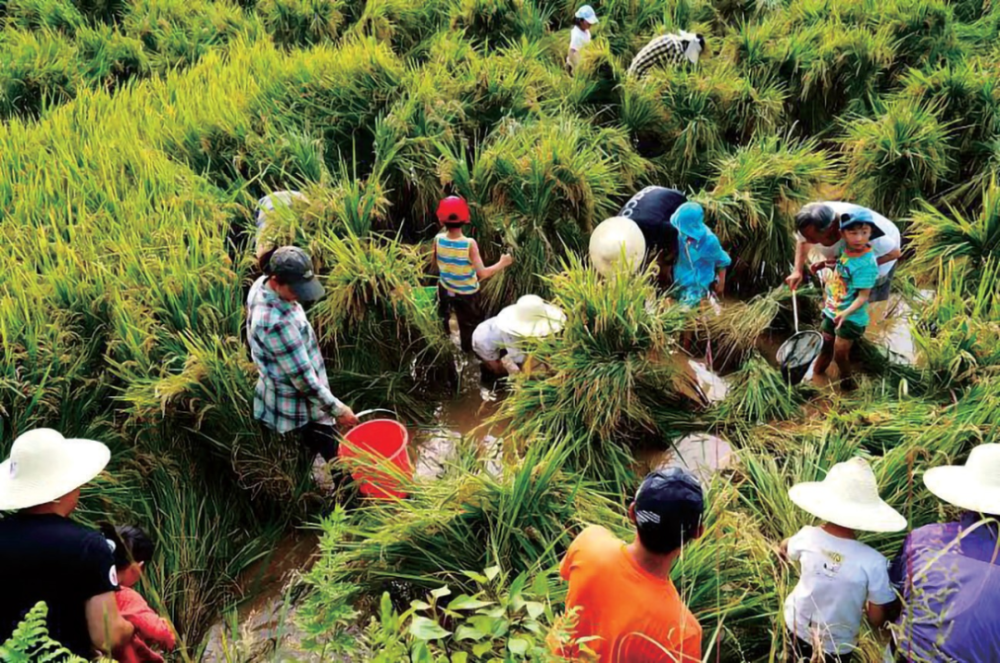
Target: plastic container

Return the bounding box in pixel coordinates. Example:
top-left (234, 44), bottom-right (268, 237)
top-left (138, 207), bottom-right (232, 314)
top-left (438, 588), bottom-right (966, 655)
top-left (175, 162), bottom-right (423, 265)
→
top-left (339, 411), bottom-right (412, 499)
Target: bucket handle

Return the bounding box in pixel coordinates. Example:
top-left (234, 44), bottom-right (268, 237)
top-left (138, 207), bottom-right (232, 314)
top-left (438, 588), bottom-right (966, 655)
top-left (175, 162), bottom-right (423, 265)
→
top-left (354, 408), bottom-right (399, 421)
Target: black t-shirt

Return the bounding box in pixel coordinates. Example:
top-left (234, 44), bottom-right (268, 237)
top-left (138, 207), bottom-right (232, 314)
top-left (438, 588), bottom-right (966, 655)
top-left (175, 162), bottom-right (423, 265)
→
top-left (0, 513), bottom-right (118, 659)
top-left (618, 186), bottom-right (687, 252)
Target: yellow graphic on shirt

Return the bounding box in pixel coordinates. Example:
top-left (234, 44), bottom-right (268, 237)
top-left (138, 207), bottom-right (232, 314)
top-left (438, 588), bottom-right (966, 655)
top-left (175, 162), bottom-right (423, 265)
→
top-left (824, 257), bottom-right (849, 316)
top-left (821, 549), bottom-right (843, 578)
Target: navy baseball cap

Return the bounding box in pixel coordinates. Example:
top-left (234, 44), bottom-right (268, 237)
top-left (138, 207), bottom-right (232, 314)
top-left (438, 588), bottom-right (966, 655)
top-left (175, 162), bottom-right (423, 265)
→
top-left (267, 246), bottom-right (325, 302)
top-left (839, 208), bottom-right (885, 240)
top-left (633, 468), bottom-right (705, 554)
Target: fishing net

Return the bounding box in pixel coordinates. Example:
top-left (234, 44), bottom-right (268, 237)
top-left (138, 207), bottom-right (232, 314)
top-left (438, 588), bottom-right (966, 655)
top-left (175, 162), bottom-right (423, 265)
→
top-left (776, 330), bottom-right (824, 386)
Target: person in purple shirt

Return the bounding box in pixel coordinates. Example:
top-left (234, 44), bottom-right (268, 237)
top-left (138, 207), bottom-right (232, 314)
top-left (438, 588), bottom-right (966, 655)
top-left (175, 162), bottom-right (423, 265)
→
top-left (888, 444), bottom-right (1000, 662)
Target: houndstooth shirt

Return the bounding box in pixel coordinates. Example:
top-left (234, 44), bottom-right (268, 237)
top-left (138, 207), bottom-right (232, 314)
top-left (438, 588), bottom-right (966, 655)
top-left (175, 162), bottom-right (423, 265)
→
top-left (627, 33), bottom-right (703, 79)
top-left (247, 276), bottom-right (345, 433)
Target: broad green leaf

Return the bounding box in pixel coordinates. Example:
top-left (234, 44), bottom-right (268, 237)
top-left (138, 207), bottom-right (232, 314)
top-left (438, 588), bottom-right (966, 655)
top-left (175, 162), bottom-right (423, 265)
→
top-left (454, 624), bottom-right (487, 642)
top-left (462, 571), bottom-right (490, 584)
top-left (509, 572), bottom-right (528, 598)
top-left (451, 653), bottom-right (469, 663)
top-left (431, 586), bottom-right (452, 600)
top-left (508, 638), bottom-right (529, 656)
top-left (531, 573), bottom-right (549, 597)
top-left (410, 641), bottom-right (432, 663)
top-left (484, 566), bottom-right (501, 581)
top-left (408, 616), bottom-right (451, 641)
top-left (524, 601), bottom-right (545, 619)
top-left (448, 595), bottom-right (495, 611)
top-left (472, 642), bottom-right (493, 657)
top-left (522, 619), bottom-right (542, 634)
top-left (410, 600), bottom-right (432, 611)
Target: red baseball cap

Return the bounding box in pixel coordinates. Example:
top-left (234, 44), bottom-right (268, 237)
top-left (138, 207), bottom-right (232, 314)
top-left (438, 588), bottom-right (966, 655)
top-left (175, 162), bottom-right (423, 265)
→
top-left (437, 196), bottom-right (471, 224)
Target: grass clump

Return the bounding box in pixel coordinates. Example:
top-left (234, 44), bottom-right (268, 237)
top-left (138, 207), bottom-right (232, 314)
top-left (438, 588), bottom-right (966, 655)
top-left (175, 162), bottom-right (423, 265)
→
top-left (258, 0), bottom-right (346, 48)
top-left (713, 351), bottom-right (804, 426)
top-left (0, 29), bottom-right (80, 119)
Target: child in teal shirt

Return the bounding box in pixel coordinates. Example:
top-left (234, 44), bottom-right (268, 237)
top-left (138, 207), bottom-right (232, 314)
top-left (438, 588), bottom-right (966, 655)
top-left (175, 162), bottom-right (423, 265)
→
top-left (812, 209), bottom-right (881, 390)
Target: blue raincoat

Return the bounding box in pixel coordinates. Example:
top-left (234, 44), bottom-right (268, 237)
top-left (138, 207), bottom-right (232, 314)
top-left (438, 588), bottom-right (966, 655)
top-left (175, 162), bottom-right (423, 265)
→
top-left (671, 203), bottom-right (732, 307)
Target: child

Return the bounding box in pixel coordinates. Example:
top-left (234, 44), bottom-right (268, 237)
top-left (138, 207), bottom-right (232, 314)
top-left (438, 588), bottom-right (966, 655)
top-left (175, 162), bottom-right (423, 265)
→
top-left (780, 458), bottom-right (905, 663)
top-left (811, 210), bottom-right (882, 390)
top-left (433, 195), bottom-right (512, 352)
top-left (670, 202), bottom-right (731, 308)
top-left (101, 524), bottom-right (176, 663)
top-left (567, 5), bottom-right (598, 73)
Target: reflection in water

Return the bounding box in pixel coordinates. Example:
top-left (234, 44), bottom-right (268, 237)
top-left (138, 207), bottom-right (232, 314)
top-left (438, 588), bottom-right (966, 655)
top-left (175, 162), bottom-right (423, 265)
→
top-left (641, 433), bottom-right (735, 486)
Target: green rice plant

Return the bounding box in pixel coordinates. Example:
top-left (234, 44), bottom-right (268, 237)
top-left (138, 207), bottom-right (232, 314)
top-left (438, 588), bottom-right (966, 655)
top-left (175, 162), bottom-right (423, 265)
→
top-left (491, 259), bottom-right (698, 492)
top-left (703, 286), bottom-right (790, 367)
top-left (449, 0), bottom-right (551, 45)
top-left (695, 133), bottom-right (838, 292)
top-left (0, 28), bottom-right (80, 119)
top-left (4, 0), bottom-right (85, 35)
top-left (0, 603), bottom-right (86, 662)
top-left (712, 351), bottom-right (803, 426)
top-left (259, 0), bottom-right (346, 48)
top-left (348, 0), bottom-right (450, 55)
top-left (76, 25), bottom-right (151, 90)
top-left (908, 178), bottom-right (1000, 280)
top-left (841, 98), bottom-right (955, 220)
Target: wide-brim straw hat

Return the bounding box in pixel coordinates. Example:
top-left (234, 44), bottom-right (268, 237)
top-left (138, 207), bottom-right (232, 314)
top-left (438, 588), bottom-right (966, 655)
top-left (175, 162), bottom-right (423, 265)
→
top-left (0, 428), bottom-right (110, 511)
top-left (789, 457), bottom-right (907, 533)
top-left (496, 295), bottom-right (566, 338)
top-left (924, 444), bottom-right (1000, 516)
top-left (589, 216), bottom-right (646, 276)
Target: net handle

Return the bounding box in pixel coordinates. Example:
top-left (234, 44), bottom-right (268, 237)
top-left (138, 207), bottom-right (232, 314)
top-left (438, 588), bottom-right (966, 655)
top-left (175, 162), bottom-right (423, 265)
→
top-left (792, 288), bottom-right (800, 334)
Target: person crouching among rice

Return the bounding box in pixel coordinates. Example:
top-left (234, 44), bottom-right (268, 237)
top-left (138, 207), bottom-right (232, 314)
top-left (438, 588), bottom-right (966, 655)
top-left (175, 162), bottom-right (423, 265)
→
top-left (780, 457), bottom-right (905, 662)
top-left (433, 195), bottom-right (513, 353)
top-left (671, 202), bottom-right (730, 308)
top-left (472, 295), bottom-right (565, 379)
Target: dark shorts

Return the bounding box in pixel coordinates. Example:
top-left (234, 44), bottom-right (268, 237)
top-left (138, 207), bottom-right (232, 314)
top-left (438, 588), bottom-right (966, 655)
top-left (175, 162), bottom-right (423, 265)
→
top-left (869, 262), bottom-right (897, 303)
top-left (298, 421), bottom-right (339, 462)
top-left (821, 316), bottom-right (866, 341)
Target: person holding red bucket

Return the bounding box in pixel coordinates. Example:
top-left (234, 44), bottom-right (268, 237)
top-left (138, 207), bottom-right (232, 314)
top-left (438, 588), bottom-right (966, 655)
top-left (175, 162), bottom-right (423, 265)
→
top-left (247, 246), bottom-right (360, 475)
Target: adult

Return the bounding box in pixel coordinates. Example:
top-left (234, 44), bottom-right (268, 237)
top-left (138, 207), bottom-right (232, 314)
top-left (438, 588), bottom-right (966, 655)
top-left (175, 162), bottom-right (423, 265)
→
top-left (566, 5), bottom-right (598, 73)
top-left (589, 216), bottom-right (647, 277)
top-left (888, 444), bottom-right (1000, 662)
top-left (255, 191), bottom-right (309, 273)
top-left (618, 186), bottom-right (687, 286)
top-left (628, 31), bottom-right (706, 79)
top-left (0, 429), bottom-right (134, 659)
top-left (247, 246), bottom-right (359, 466)
top-left (472, 295), bottom-right (565, 376)
top-left (786, 202), bottom-right (901, 309)
top-left (560, 468), bottom-right (704, 662)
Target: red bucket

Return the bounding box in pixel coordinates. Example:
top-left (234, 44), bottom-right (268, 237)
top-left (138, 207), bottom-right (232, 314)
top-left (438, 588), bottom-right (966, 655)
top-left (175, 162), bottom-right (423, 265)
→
top-left (339, 411), bottom-right (412, 500)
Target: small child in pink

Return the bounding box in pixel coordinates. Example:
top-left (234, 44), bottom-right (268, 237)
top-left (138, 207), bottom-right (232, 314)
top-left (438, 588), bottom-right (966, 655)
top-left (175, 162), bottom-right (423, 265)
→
top-left (101, 525), bottom-right (176, 663)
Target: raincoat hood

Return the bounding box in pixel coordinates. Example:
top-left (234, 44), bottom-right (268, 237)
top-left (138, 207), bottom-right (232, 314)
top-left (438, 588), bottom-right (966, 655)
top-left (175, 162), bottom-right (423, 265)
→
top-left (670, 203), bottom-right (708, 242)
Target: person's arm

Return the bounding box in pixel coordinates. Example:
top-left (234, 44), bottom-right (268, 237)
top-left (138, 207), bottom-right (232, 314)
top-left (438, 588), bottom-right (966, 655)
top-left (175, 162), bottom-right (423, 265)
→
top-left (866, 602), bottom-right (892, 629)
top-left (85, 592), bottom-right (134, 655)
top-left (265, 320), bottom-right (358, 425)
top-left (714, 267), bottom-right (727, 296)
top-left (876, 247), bottom-right (901, 265)
top-left (469, 240), bottom-right (512, 281)
top-left (120, 590), bottom-right (176, 650)
top-left (786, 237), bottom-right (812, 290)
top-left (500, 355), bottom-right (521, 375)
top-left (833, 288), bottom-right (871, 328)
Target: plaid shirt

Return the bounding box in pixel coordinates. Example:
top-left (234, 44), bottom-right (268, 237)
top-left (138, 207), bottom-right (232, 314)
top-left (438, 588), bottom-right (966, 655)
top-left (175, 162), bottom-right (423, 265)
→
top-left (628, 33), bottom-right (701, 79)
top-left (247, 276), bottom-right (345, 433)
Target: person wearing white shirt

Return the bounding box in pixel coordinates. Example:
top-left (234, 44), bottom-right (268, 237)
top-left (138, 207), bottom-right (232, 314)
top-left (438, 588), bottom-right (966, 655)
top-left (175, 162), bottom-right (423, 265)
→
top-left (567, 5), bottom-right (598, 73)
top-left (786, 202), bottom-right (902, 306)
top-left (255, 190), bottom-right (310, 272)
top-left (779, 458), bottom-right (906, 662)
top-left (472, 295), bottom-right (565, 376)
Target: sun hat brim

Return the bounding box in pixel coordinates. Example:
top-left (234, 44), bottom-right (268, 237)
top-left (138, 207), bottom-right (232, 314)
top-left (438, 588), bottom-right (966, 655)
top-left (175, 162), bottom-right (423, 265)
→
top-left (924, 466), bottom-right (1000, 516)
top-left (0, 438), bottom-right (110, 511)
top-left (496, 303), bottom-right (566, 338)
top-left (789, 481), bottom-right (907, 533)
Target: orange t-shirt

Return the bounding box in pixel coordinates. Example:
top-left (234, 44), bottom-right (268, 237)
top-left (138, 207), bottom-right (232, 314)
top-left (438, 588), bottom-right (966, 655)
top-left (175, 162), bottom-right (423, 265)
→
top-left (560, 526), bottom-right (702, 662)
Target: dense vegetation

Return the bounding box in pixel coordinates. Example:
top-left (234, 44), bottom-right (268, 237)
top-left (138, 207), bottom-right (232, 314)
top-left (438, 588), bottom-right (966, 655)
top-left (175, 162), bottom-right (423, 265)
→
top-left (1, 0), bottom-right (998, 658)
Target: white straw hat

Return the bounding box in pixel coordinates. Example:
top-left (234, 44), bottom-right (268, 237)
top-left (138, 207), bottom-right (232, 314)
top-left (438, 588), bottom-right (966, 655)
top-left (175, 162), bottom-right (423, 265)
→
top-left (924, 444), bottom-right (1000, 516)
top-left (0, 429), bottom-right (111, 511)
top-left (589, 216), bottom-right (646, 276)
top-left (496, 295), bottom-right (567, 338)
top-left (789, 457), bottom-right (907, 533)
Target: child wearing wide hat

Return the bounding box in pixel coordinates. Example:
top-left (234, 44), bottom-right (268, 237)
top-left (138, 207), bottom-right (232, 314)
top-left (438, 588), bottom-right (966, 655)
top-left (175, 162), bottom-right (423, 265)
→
top-left (780, 457), bottom-right (905, 662)
top-left (472, 295), bottom-right (565, 377)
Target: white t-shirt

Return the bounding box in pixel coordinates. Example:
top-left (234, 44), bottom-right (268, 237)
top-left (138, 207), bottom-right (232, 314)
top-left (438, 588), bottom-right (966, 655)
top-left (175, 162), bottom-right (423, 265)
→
top-left (472, 317), bottom-right (525, 365)
top-left (798, 202), bottom-right (900, 279)
top-left (567, 27), bottom-right (592, 68)
top-left (256, 191), bottom-right (308, 255)
top-left (783, 526), bottom-right (896, 655)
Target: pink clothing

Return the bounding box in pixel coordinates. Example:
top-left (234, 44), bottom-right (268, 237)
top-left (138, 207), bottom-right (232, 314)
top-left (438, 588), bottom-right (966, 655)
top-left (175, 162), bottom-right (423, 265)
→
top-left (115, 587), bottom-right (175, 663)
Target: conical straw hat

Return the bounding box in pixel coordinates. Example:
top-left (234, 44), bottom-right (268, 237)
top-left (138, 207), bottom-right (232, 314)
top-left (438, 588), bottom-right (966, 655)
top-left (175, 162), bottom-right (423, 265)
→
top-left (0, 429), bottom-right (110, 511)
top-left (924, 444), bottom-right (1000, 516)
top-left (496, 295), bottom-right (566, 338)
top-left (789, 457), bottom-right (907, 533)
top-left (589, 216), bottom-right (646, 276)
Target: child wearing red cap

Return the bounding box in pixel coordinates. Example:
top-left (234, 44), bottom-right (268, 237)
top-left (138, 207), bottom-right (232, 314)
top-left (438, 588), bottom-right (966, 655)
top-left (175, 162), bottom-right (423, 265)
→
top-left (433, 196), bottom-right (513, 352)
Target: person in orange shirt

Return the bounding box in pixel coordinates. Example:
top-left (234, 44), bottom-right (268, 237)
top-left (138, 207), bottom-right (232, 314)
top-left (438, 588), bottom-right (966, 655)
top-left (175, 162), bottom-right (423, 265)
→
top-left (560, 468), bottom-right (705, 662)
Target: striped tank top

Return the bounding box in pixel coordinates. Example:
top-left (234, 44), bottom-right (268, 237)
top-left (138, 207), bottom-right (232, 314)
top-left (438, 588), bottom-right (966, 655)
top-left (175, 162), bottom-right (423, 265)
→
top-left (436, 235), bottom-right (479, 294)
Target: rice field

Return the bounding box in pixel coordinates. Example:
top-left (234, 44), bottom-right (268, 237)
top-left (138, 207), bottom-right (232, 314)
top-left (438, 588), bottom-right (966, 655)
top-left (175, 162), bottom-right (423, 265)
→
top-left (1, 0), bottom-right (998, 659)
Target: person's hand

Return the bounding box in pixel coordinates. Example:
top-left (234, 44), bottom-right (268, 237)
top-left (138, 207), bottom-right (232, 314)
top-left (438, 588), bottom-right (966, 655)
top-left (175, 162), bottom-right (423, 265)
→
top-left (833, 314), bottom-right (845, 329)
top-left (713, 278), bottom-right (725, 296)
top-left (336, 407), bottom-right (360, 428)
top-left (810, 259), bottom-right (835, 275)
top-left (785, 270), bottom-right (803, 291)
top-left (499, 253), bottom-right (514, 268)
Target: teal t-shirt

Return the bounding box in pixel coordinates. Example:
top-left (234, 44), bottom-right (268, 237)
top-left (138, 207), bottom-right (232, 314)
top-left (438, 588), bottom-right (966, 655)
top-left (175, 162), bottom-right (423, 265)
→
top-left (822, 248), bottom-right (879, 326)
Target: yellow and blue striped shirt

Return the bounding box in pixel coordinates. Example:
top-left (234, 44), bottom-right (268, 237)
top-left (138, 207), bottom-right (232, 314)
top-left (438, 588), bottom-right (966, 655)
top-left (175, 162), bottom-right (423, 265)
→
top-left (436, 235), bottom-right (479, 294)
